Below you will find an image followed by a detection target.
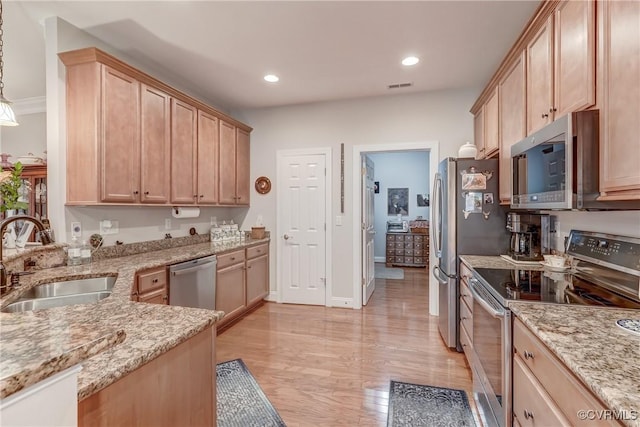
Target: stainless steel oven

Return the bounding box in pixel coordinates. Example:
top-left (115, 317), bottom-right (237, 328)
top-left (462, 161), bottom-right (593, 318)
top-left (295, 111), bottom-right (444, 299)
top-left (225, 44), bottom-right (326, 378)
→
top-left (466, 230), bottom-right (640, 427)
top-left (468, 277), bottom-right (511, 427)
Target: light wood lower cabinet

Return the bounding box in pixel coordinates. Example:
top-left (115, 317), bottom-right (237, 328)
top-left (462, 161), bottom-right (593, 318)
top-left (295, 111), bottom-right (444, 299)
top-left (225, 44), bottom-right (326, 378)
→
top-left (132, 266), bottom-right (168, 304)
top-left (459, 262), bottom-right (474, 361)
top-left (513, 317), bottom-right (622, 426)
top-left (216, 243), bottom-right (270, 331)
top-left (246, 246), bottom-right (269, 307)
top-left (78, 326), bottom-right (215, 427)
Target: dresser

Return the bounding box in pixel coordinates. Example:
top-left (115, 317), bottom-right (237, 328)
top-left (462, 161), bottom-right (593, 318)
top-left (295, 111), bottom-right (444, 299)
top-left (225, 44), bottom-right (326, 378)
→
top-left (385, 232), bottom-right (429, 267)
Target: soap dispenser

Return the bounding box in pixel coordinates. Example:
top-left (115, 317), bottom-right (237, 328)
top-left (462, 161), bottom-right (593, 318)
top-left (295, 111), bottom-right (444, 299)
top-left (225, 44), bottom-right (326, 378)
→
top-left (67, 236), bottom-right (82, 266)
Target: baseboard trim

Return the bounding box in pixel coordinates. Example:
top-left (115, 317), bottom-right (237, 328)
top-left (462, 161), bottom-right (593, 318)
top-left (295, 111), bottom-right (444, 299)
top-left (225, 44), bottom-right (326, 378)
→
top-left (374, 256), bottom-right (386, 263)
top-left (265, 291), bottom-right (278, 302)
top-left (330, 297), bottom-right (354, 309)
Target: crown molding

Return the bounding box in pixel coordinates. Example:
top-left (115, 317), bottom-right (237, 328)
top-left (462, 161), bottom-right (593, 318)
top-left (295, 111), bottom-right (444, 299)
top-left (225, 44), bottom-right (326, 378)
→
top-left (13, 96), bottom-right (47, 115)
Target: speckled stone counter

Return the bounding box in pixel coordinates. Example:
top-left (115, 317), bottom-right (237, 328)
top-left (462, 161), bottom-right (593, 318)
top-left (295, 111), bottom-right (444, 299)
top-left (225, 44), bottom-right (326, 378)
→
top-left (459, 254), bottom-right (545, 270)
top-left (510, 303), bottom-right (640, 427)
top-left (0, 237), bottom-right (269, 401)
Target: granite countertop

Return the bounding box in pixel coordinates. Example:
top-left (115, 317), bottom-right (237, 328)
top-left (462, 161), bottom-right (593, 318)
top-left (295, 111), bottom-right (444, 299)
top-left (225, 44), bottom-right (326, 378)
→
top-left (0, 237), bottom-right (269, 401)
top-left (459, 255), bottom-right (640, 426)
top-left (511, 303), bottom-right (640, 427)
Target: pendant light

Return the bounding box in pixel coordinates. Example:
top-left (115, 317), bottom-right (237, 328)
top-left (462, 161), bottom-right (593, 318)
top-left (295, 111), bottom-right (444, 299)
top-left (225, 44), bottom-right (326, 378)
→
top-left (0, 0), bottom-right (18, 127)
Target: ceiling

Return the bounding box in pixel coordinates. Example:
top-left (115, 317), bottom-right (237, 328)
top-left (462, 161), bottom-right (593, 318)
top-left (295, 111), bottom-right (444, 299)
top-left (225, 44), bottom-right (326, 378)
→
top-left (4, 1), bottom-right (540, 111)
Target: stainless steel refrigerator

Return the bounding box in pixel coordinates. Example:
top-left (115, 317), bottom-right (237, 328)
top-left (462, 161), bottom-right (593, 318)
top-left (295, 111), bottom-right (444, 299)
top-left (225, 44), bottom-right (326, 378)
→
top-left (431, 157), bottom-right (510, 350)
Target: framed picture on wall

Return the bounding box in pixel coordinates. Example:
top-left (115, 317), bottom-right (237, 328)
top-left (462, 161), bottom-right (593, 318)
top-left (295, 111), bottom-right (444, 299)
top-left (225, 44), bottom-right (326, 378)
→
top-left (374, 181), bottom-right (380, 193)
top-left (388, 188), bottom-right (409, 215)
top-left (417, 194), bottom-right (429, 207)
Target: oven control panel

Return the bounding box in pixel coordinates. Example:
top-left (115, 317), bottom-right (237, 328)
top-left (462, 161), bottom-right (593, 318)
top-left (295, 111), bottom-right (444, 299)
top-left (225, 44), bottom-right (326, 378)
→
top-left (567, 231), bottom-right (640, 272)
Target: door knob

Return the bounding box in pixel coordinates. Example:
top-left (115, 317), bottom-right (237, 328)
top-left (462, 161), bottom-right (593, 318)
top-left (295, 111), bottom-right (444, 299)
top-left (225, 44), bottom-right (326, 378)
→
top-left (284, 234), bottom-right (292, 240)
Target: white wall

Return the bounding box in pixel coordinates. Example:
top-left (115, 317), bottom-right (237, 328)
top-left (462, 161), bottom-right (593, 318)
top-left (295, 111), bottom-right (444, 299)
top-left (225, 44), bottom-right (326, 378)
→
top-left (0, 112), bottom-right (47, 160)
top-left (234, 88), bottom-right (476, 305)
top-left (368, 151), bottom-right (430, 260)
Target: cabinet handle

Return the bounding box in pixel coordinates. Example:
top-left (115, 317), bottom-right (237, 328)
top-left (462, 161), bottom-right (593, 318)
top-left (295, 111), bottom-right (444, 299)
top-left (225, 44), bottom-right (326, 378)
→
top-left (231, 257), bottom-right (236, 261)
top-left (133, 191), bottom-right (139, 195)
top-left (193, 195), bottom-right (198, 199)
top-left (523, 410), bottom-right (534, 420)
top-left (199, 195), bottom-right (204, 198)
top-left (144, 191), bottom-right (150, 195)
top-left (550, 107), bottom-right (557, 113)
top-left (163, 295), bottom-right (168, 301)
top-left (132, 291), bottom-right (139, 296)
top-left (152, 278), bottom-right (158, 283)
top-left (247, 266), bottom-right (252, 269)
top-left (461, 316), bottom-right (467, 320)
top-left (523, 350), bottom-right (534, 360)
top-left (541, 113), bottom-right (549, 119)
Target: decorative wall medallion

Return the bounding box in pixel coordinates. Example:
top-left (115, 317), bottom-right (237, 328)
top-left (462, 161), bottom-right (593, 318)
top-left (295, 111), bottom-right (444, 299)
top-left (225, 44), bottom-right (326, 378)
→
top-left (255, 176), bottom-right (271, 194)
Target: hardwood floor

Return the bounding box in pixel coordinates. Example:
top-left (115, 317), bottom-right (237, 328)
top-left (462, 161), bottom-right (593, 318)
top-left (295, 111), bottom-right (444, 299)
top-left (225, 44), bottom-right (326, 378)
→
top-left (216, 265), bottom-right (473, 426)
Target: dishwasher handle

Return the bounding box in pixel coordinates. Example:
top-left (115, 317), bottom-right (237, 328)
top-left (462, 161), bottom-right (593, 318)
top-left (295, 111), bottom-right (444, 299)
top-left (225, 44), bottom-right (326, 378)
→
top-left (171, 262), bottom-right (215, 276)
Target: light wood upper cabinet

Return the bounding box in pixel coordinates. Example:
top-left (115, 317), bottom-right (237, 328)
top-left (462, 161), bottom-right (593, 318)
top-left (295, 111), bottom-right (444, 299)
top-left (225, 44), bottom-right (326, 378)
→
top-left (484, 89), bottom-right (499, 157)
top-left (598, 0), bottom-right (640, 199)
top-left (100, 66), bottom-right (141, 203)
top-left (554, 0), bottom-right (595, 118)
top-left (219, 121), bottom-right (251, 206)
top-left (140, 84), bottom-right (170, 203)
top-left (526, 16), bottom-right (554, 135)
top-left (498, 51), bottom-right (526, 204)
top-left (527, 1), bottom-right (595, 135)
top-left (236, 128), bottom-right (251, 205)
top-left (170, 99), bottom-right (198, 204)
top-left (60, 47), bottom-right (252, 207)
top-left (473, 108), bottom-right (485, 159)
top-left (197, 111), bottom-right (219, 204)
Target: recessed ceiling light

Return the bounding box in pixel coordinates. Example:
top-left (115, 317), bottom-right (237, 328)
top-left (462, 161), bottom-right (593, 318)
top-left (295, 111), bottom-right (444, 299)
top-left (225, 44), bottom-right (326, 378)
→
top-left (402, 56), bottom-right (420, 66)
top-left (264, 74), bottom-right (279, 83)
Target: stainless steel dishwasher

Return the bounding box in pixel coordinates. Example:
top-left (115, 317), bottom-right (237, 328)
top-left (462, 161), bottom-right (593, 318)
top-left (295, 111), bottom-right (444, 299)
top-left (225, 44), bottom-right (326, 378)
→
top-left (168, 255), bottom-right (217, 310)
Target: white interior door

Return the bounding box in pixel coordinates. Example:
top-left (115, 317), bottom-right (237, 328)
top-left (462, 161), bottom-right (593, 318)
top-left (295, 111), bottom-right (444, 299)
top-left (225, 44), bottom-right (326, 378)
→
top-left (278, 152), bottom-right (327, 305)
top-left (362, 155), bottom-right (375, 305)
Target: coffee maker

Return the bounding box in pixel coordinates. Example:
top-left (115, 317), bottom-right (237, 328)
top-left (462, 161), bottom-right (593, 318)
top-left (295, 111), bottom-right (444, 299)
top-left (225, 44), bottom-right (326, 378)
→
top-left (506, 213), bottom-right (553, 261)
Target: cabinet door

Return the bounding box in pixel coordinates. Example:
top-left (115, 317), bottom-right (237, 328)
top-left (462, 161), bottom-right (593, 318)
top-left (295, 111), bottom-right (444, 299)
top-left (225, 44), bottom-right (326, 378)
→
top-left (197, 111), bottom-right (219, 204)
top-left (527, 17), bottom-right (554, 135)
top-left (598, 0), bottom-right (640, 196)
top-left (138, 288), bottom-right (167, 305)
top-left (235, 128), bottom-right (250, 206)
top-left (554, 0), bottom-right (595, 118)
top-left (218, 120), bottom-right (237, 204)
top-left (100, 65), bottom-right (140, 203)
top-left (140, 84), bottom-right (170, 203)
top-left (216, 262), bottom-right (246, 326)
top-left (170, 99), bottom-right (198, 204)
top-left (484, 89), bottom-right (499, 157)
top-left (499, 51), bottom-right (526, 204)
top-left (473, 108), bottom-right (485, 159)
top-left (246, 254), bottom-right (268, 307)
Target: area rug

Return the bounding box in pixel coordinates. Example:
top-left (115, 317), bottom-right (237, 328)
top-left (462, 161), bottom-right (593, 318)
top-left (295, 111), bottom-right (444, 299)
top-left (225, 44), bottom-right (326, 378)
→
top-left (375, 263), bottom-right (405, 280)
top-left (217, 358), bottom-right (286, 427)
top-left (387, 381), bottom-right (476, 427)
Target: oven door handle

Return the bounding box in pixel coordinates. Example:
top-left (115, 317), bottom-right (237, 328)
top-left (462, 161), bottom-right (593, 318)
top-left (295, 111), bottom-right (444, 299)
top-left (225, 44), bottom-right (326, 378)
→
top-left (469, 278), bottom-right (505, 319)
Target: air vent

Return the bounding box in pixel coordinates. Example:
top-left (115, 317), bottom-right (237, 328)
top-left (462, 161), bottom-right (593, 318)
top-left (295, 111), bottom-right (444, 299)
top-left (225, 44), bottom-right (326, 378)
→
top-left (387, 82), bottom-right (413, 89)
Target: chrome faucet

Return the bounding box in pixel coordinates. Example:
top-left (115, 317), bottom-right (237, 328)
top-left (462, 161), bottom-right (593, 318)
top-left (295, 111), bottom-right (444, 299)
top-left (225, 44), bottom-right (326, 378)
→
top-left (0, 215), bottom-right (54, 295)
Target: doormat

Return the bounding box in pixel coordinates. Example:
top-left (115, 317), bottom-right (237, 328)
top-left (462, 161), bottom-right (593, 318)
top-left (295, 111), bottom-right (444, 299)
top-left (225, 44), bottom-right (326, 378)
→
top-left (387, 381), bottom-right (476, 427)
top-left (217, 359), bottom-right (286, 427)
top-left (375, 264), bottom-right (405, 280)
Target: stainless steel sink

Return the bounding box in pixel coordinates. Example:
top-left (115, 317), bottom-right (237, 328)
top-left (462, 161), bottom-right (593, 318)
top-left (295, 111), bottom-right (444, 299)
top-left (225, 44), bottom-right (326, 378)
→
top-left (2, 291), bottom-right (112, 313)
top-left (1, 276), bottom-right (117, 313)
top-left (20, 276), bottom-right (117, 298)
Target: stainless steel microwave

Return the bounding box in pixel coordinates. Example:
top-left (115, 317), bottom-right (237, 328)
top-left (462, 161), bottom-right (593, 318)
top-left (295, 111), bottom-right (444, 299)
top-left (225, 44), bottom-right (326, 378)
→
top-left (511, 110), bottom-right (638, 210)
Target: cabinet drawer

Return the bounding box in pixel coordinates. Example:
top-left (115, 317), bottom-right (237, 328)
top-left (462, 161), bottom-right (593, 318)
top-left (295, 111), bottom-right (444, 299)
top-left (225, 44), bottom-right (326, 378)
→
top-left (386, 234), bottom-right (396, 242)
top-left (414, 235), bottom-right (424, 243)
top-left (386, 242), bottom-right (396, 249)
top-left (404, 235), bottom-right (414, 242)
top-left (460, 262), bottom-right (473, 283)
top-left (217, 249), bottom-right (245, 269)
top-left (460, 296), bottom-right (473, 336)
top-left (513, 318), bottom-right (619, 426)
top-left (460, 278), bottom-right (473, 313)
top-left (395, 242), bottom-right (404, 249)
top-left (404, 257), bottom-right (414, 264)
top-left (513, 356), bottom-right (571, 427)
top-left (460, 321), bottom-right (473, 356)
top-left (138, 287), bottom-right (167, 305)
top-left (414, 257), bottom-right (426, 264)
top-left (414, 243), bottom-right (424, 251)
top-left (404, 249), bottom-right (414, 256)
top-left (137, 267), bottom-right (166, 294)
top-left (246, 243), bottom-right (268, 259)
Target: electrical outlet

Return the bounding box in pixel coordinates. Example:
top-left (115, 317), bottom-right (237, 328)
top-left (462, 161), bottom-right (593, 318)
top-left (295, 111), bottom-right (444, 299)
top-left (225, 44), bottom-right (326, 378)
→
top-left (71, 222), bottom-right (82, 238)
top-left (100, 220), bottom-right (119, 235)
top-left (165, 218), bottom-right (172, 230)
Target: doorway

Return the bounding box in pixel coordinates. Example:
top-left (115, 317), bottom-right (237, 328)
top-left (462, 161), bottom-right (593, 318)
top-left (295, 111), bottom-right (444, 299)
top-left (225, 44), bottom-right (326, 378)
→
top-left (352, 142), bottom-right (440, 314)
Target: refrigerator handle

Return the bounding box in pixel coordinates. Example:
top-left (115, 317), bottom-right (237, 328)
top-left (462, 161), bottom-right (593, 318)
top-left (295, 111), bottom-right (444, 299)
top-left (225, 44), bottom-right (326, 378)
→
top-left (432, 265), bottom-right (453, 284)
top-left (431, 174), bottom-right (442, 257)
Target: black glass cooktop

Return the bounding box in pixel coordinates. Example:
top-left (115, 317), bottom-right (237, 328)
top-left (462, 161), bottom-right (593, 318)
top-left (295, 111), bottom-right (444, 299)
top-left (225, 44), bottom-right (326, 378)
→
top-left (473, 267), bottom-right (640, 309)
